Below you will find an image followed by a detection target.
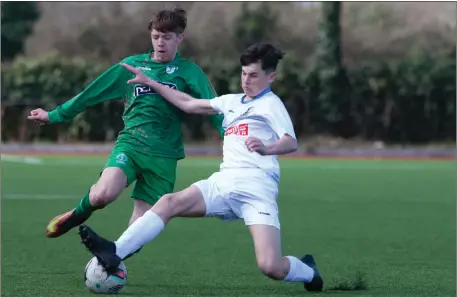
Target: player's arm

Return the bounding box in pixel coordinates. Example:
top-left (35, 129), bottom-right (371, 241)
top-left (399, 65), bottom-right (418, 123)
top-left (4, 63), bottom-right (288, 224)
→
top-left (246, 100), bottom-right (298, 156)
top-left (121, 63), bottom-right (217, 115)
top-left (47, 63), bottom-right (126, 124)
top-left (263, 134), bottom-right (298, 155)
top-left (187, 67), bottom-right (224, 137)
top-left (264, 102), bottom-right (298, 155)
top-left (147, 79), bottom-right (216, 115)
top-left (247, 133), bottom-right (297, 156)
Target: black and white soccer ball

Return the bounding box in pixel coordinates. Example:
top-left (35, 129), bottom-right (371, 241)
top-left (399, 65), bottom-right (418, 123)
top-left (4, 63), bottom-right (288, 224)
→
top-left (84, 256), bottom-right (127, 294)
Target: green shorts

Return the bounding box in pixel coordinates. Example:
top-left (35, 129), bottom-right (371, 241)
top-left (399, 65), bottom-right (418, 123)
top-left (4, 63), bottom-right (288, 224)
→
top-left (104, 145), bottom-right (177, 206)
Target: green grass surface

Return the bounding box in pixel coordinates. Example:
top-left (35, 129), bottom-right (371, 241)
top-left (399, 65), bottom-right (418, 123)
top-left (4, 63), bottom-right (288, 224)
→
top-left (2, 156), bottom-right (455, 297)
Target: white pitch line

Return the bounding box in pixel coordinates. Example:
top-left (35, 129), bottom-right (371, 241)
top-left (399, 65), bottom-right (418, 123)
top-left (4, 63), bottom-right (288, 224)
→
top-left (3, 194), bottom-right (80, 200)
top-left (1, 155), bottom-right (43, 165)
top-left (1, 156), bottom-right (103, 166)
top-left (1, 155), bottom-right (453, 171)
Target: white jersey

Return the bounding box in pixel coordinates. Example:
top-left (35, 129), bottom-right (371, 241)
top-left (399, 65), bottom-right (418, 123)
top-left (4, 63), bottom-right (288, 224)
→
top-left (210, 89), bottom-right (296, 182)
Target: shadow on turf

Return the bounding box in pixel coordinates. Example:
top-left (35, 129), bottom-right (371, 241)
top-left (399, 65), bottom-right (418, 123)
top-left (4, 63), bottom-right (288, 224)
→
top-left (119, 272), bottom-right (368, 296)
top-left (326, 271), bottom-right (368, 292)
top-left (127, 283), bottom-right (319, 296)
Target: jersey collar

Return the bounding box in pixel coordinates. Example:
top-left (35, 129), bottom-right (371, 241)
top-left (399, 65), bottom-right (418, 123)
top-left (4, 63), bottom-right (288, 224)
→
top-left (147, 49), bottom-right (180, 63)
top-left (241, 87), bottom-right (271, 104)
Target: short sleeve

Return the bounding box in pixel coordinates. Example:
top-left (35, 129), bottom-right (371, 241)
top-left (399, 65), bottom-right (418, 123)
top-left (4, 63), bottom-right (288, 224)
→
top-left (209, 94), bottom-right (231, 115)
top-left (264, 99), bottom-right (296, 139)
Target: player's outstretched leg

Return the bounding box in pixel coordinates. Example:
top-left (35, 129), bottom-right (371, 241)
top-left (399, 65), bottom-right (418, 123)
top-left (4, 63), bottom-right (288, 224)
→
top-left (301, 254), bottom-right (324, 291)
top-left (79, 185), bottom-right (206, 271)
top-left (45, 168), bottom-right (127, 238)
top-left (248, 224), bottom-right (324, 292)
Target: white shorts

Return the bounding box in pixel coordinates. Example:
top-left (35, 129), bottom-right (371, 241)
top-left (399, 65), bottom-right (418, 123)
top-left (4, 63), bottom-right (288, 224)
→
top-left (192, 169), bottom-right (280, 229)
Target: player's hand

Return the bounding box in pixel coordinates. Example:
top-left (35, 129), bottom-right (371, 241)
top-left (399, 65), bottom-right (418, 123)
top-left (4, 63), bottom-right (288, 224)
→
top-left (120, 63), bottom-right (152, 85)
top-left (245, 137), bottom-right (269, 156)
top-left (27, 108), bottom-right (50, 125)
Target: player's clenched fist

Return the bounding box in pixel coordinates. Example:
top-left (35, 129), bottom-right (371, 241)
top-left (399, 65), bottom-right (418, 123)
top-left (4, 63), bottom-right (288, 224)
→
top-left (245, 137), bottom-right (268, 155)
top-left (27, 108), bottom-right (50, 125)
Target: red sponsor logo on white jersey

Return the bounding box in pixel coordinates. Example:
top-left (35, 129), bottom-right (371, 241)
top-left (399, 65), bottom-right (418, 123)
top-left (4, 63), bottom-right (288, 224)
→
top-left (225, 123), bottom-right (249, 136)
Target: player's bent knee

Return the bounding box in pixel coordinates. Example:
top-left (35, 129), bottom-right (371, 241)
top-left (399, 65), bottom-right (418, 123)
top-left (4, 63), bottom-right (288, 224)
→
top-left (150, 194), bottom-right (176, 221)
top-left (257, 258), bottom-right (283, 280)
top-left (89, 183), bottom-right (119, 207)
top-left (160, 193), bottom-right (176, 209)
top-left (88, 168), bottom-right (126, 208)
top-left (152, 192), bottom-right (199, 221)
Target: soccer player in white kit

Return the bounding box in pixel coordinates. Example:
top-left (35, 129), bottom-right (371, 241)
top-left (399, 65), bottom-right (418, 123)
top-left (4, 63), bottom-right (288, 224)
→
top-left (79, 43), bottom-right (324, 292)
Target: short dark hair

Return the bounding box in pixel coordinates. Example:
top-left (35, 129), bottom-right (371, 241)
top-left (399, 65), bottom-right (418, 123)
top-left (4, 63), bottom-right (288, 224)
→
top-left (148, 6), bottom-right (187, 35)
top-left (240, 43), bottom-right (285, 73)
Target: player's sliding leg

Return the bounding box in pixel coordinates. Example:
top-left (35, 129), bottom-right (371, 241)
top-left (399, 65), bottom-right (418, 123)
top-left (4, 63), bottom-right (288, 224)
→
top-left (79, 185), bottom-right (206, 273)
top-left (45, 167), bottom-right (127, 238)
top-left (248, 224), bottom-right (324, 291)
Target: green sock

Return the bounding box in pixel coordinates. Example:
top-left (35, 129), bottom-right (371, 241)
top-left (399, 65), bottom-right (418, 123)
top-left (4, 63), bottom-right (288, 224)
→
top-left (73, 191), bottom-right (95, 218)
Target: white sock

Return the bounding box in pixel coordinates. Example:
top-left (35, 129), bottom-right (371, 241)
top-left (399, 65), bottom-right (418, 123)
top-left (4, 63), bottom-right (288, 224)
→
top-left (283, 256), bottom-right (315, 282)
top-left (114, 211), bottom-right (165, 259)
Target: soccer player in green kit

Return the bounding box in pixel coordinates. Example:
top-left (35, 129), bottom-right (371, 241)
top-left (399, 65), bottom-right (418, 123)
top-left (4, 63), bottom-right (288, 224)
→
top-left (27, 7), bottom-right (224, 246)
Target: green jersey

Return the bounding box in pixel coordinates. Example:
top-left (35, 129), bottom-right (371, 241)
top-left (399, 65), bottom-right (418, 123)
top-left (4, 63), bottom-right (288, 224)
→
top-left (48, 51), bottom-right (224, 159)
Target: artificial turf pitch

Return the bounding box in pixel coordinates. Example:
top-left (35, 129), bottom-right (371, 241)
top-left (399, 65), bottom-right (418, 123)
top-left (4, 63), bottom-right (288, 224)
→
top-left (2, 156), bottom-right (455, 297)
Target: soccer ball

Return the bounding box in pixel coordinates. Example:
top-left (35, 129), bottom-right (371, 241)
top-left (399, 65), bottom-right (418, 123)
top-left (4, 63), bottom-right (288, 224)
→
top-left (84, 256), bottom-right (127, 294)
